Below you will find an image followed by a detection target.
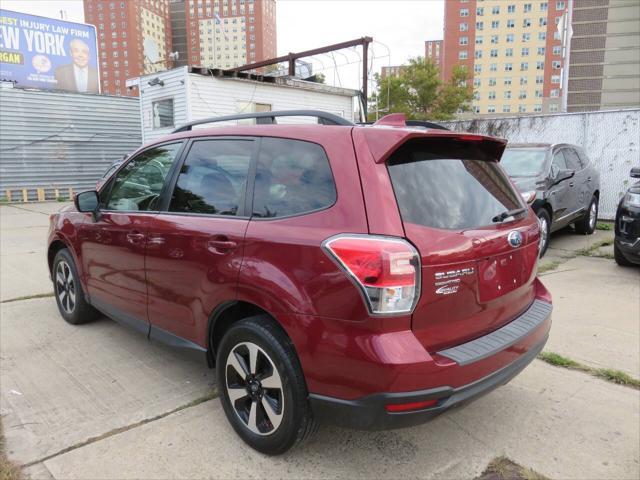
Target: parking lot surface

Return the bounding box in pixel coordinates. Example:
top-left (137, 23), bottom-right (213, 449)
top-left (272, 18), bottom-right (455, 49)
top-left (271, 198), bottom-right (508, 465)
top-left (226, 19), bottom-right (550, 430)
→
top-left (1, 203), bottom-right (639, 479)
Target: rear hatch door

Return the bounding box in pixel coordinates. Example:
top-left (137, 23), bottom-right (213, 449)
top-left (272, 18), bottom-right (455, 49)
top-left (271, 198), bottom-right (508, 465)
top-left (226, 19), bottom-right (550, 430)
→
top-left (385, 134), bottom-right (540, 352)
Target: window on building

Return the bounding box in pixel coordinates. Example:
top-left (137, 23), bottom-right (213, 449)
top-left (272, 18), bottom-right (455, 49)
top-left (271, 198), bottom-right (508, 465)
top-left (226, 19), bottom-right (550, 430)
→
top-left (524, 3), bottom-right (532, 12)
top-left (476, 35), bottom-right (484, 44)
top-left (539, 32), bottom-right (547, 41)
top-left (473, 106), bottom-right (481, 114)
top-left (491, 20), bottom-right (499, 28)
top-left (504, 77), bottom-right (512, 85)
top-left (474, 64), bottom-right (482, 73)
top-left (476, 7), bottom-right (484, 15)
top-left (537, 61), bottom-right (545, 70)
top-left (523, 18), bottom-right (531, 27)
top-left (520, 62), bottom-right (529, 71)
top-left (507, 34), bottom-right (515, 42)
top-left (551, 75), bottom-right (561, 83)
top-left (460, 22), bottom-right (468, 31)
top-left (491, 63), bottom-right (498, 71)
top-left (505, 48), bottom-right (513, 57)
top-left (538, 47), bottom-right (546, 55)
top-left (520, 76), bottom-right (528, 85)
top-left (504, 63), bottom-right (512, 71)
top-left (460, 36), bottom-right (469, 45)
top-left (508, 4), bottom-right (516, 13)
top-left (476, 21), bottom-right (483, 30)
top-left (460, 8), bottom-right (469, 16)
top-left (503, 105), bottom-right (511, 113)
top-left (522, 47), bottom-right (530, 56)
top-left (507, 19), bottom-right (515, 28)
top-left (552, 60), bottom-right (561, 69)
top-left (488, 91), bottom-right (496, 100)
top-left (535, 90), bottom-right (543, 98)
top-left (550, 103), bottom-right (559, 112)
top-left (492, 6), bottom-right (500, 14)
top-left (540, 17), bottom-right (547, 26)
top-left (554, 31), bottom-right (561, 40)
top-left (541, 2), bottom-right (548, 11)
top-left (491, 35), bottom-right (499, 44)
top-left (523, 33), bottom-right (531, 42)
top-left (474, 78), bottom-right (481, 87)
top-left (536, 75), bottom-right (544, 84)
top-left (459, 50), bottom-right (468, 59)
top-left (553, 45), bottom-right (561, 55)
top-left (489, 77), bottom-right (497, 86)
top-left (475, 49), bottom-right (483, 59)
top-left (556, 1), bottom-right (565, 10)
top-left (519, 90), bottom-right (527, 99)
top-left (504, 90), bottom-right (512, 99)
top-left (534, 105), bottom-right (543, 112)
top-left (519, 105), bottom-right (526, 113)
top-left (488, 105), bottom-right (496, 113)
top-left (490, 49), bottom-right (498, 57)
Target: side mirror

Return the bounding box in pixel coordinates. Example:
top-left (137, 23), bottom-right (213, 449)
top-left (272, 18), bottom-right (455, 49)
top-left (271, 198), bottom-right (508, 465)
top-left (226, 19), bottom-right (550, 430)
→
top-left (630, 167), bottom-right (640, 179)
top-left (554, 168), bottom-right (575, 184)
top-left (74, 190), bottom-right (100, 214)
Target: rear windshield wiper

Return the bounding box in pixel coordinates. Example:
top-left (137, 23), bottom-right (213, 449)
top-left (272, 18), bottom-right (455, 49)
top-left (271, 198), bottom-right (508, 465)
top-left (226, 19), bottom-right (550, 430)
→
top-left (492, 207), bottom-right (526, 223)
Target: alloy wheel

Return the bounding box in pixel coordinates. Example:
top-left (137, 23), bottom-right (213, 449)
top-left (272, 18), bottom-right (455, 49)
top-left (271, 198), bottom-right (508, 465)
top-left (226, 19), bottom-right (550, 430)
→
top-left (589, 201), bottom-right (597, 230)
top-left (55, 260), bottom-right (76, 314)
top-left (539, 216), bottom-right (548, 256)
top-left (225, 341), bottom-right (284, 436)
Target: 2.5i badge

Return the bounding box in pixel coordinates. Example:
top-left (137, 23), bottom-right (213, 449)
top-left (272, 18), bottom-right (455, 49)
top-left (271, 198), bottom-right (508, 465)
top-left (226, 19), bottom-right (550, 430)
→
top-left (434, 267), bottom-right (475, 295)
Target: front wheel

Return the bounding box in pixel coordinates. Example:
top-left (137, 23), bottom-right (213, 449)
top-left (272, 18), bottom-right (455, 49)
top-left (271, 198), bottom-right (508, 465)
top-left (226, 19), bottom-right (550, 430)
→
top-left (53, 248), bottom-right (100, 325)
top-left (575, 196), bottom-right (598, 235)
top-left (216, 316), bottom-right (317, 455)
top-left (536, 209), bottom-right (551, 258)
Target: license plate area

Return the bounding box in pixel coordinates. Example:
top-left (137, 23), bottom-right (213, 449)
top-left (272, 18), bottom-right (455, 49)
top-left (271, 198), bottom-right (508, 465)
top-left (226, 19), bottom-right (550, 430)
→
top-left (477, 249), bottom-right (526, 302)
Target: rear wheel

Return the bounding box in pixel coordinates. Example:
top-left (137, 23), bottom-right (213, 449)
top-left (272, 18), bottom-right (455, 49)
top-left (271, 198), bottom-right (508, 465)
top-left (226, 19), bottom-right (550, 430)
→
top-left (575, 196), bottom-right (598, 235)
top-left (536, 209), bottom-right (551, 257)
top-left (53, 249), bottom-right (100, 325)
top-left (216, 315), bottom-right (317, 455)
top-left (614, 243), bottom-right (633, 267)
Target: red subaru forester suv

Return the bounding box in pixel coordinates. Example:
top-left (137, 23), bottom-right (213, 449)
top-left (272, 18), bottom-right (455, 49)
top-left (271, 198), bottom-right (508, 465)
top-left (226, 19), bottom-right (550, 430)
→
top-left (48, 111), bottom-right (552, 454)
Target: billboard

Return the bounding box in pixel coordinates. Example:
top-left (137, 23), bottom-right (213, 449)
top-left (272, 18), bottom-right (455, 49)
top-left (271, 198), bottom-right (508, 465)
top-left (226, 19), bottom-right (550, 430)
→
top-left (0, 9), bottom-right (99, 93)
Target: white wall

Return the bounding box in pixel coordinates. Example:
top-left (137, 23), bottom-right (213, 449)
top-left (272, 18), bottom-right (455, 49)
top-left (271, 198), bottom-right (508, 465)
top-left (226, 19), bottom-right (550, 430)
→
top-left (187, 74), bottom-right (355, 125)
top-left (444, 109), bottom-right (640, 219)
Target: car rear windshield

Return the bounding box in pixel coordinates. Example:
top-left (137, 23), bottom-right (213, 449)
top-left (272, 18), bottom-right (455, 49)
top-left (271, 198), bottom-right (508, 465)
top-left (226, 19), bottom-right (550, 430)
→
top-left (501, 148), bottom-right (547, 177)
top-left (387, 138), bottom-right (524, 230)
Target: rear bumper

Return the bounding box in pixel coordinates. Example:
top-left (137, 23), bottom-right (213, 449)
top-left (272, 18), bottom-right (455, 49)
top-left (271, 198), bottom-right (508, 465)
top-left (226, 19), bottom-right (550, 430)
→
top-left (309, 292), bottom-right (551, 430)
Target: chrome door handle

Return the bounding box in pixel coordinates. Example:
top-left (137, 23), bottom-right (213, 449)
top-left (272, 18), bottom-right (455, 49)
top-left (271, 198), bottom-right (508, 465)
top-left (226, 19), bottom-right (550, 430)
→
top-left (569, 182), bottom-right (575, 187)
top-left (207, 239), bottom-right (237, 254)
top-left (126, 232), bottom-right (145, 244)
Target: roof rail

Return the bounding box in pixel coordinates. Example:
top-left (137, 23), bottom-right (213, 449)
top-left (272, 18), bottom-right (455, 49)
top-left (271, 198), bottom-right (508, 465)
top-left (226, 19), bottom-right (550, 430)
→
top-left (172, 110), bottom-right (354, 133)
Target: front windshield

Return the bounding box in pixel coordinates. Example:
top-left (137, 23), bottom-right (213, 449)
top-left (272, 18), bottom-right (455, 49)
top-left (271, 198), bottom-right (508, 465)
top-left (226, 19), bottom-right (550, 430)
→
top-left (500, 149), bottom-right (547, 177)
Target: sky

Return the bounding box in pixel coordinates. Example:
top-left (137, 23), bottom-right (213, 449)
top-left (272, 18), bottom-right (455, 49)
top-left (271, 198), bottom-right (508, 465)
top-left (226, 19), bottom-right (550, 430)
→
top-left (0, 0), bottom-right (444, 90)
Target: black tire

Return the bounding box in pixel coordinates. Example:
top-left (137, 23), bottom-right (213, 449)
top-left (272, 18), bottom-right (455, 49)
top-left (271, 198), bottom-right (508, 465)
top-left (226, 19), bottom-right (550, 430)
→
top-left (614, 243), bottom-right (633, 267)
top-left (536, 208), bottom-right (551, 258)
top-left (52, 249), bottom-right (100, 325)
top-left (216, 315), bottom-right (317, 455)
top-left (575, 195), bottom-right (598, 235)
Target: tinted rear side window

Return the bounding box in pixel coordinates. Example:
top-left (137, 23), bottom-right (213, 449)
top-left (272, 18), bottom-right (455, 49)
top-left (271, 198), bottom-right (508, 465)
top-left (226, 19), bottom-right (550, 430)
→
top-left (563, 148), bottom-right (582, 171)
top-left (387, 139), bottom-right (523, 230)
top-left (252, 138), bottom-right (336, 218)
top-left (169, 139), bottom-right (253, 216)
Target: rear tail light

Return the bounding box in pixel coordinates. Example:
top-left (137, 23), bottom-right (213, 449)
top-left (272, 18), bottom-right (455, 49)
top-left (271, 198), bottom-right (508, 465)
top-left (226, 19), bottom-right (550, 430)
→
top-left (322, 234), bottom-right (421, 315)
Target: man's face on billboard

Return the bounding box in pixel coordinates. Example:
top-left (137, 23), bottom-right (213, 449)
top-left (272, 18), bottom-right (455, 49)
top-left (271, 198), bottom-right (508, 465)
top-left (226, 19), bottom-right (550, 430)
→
top-left (70, 40), bottom-right (90, 68)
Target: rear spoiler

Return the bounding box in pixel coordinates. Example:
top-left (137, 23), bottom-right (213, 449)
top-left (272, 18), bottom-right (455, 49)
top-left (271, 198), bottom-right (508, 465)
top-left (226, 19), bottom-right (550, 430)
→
top-left (359, 113), bottom-right (507, 164)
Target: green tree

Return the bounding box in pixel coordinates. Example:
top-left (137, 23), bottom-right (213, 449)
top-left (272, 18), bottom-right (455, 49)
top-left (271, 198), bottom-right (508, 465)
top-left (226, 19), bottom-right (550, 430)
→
top-left (368, 57), bottom-right (473, 121)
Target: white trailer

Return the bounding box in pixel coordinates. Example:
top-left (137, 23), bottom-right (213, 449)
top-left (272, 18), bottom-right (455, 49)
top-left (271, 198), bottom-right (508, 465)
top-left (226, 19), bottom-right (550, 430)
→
top-left (133, 66), bottom-right (359, 143)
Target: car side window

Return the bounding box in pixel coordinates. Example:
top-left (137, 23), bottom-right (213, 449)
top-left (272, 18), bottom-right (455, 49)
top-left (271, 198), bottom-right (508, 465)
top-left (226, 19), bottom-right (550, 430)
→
top-left (563, 148), bottom-right (582, 171)
top-left (551, 150), bottom-right (567, 178)
top-left (105, 143), bottom-right (182, 211)
top-left (252, 138), bottom-right (336, 218)
top-left (169, 139), bottom-right (253, 216)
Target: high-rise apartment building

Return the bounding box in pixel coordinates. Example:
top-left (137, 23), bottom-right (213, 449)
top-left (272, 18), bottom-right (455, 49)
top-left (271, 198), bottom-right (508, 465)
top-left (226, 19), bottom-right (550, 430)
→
top-left (425, 39), bottom-right (444, 76)
top-left (184, 0), bottom-right (276, 70)
top-left (84, 0), bottom-right (172, 96)
top-left (442, 0), bottom-right (568, 116)
top-left (568, 0), bottom-right (640, 111)
top-left (380, 65), bottom-right (407, 79)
